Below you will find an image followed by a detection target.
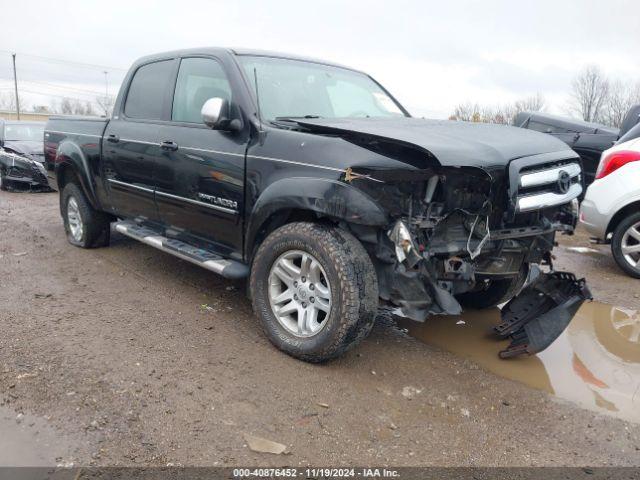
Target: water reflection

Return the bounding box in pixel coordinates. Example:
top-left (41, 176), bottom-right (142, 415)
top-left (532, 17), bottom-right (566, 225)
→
top-left (397, 301), bottom-right (640, 423)
top-left (0, 406), bottom-right (68, 466)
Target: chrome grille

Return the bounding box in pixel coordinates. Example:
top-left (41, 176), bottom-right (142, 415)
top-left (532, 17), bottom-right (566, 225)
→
top-left (514, 159), bottom-right (582, 213)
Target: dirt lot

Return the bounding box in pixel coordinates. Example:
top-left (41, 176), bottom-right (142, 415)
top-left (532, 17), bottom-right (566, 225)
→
top-left (1, 190), bottom-right (639, 467)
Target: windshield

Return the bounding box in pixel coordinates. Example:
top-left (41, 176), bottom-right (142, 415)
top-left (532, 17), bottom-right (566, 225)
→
top-left (4, 123), bottom-right (44, 142)
top-left (238, 56), bottom-right (407, 121)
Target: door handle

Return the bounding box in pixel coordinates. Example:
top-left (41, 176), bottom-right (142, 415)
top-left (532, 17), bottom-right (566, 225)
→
top-left (160, 140), bottom-right (179, 152)
top-left (106, 134), bottom-right (119, 143)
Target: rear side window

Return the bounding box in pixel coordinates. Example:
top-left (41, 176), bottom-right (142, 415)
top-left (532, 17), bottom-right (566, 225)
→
top-left (124, 60), bottom-right (175, 120)
top-left (172, 58), bottom-right (232, 124)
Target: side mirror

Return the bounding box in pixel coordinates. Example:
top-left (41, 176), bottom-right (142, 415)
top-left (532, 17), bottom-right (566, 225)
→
top-left (202, 97), bottom-right (235, 130)
top-left (201, 98), bottom-right (242, 132)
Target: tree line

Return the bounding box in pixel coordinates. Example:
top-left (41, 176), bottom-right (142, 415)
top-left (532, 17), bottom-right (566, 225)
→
top-left (450, 65), bottom-right (639, 129)
top-left (0, 91), bottom-right (115, 117)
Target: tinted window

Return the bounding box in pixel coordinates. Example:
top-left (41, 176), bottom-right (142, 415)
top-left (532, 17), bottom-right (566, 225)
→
top-left (527, 121), bottom-right (553, 133)
top-left (124, 60), bottom-right (174, 120)
top-left (172, 58), bottom-right (232, 124)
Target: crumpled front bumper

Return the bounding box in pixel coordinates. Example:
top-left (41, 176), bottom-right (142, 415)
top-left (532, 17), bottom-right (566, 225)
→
top-left (495, 270), bottom-right (592, 358)
top-left (1, 153), bottom-right (50, 190)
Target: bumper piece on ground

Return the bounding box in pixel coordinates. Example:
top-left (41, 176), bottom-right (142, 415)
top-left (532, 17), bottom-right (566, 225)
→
top-left (495, 271), bottom-right (592, 358)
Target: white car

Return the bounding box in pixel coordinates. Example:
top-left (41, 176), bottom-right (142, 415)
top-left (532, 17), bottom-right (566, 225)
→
top-left (580, 131), bottom-right (640, 278)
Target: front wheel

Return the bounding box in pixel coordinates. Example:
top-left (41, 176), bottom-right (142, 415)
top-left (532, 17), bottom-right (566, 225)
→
top-left (611, 212), bottom-right (640, 279)
top-left (250, 222), bottom-right (378, 362)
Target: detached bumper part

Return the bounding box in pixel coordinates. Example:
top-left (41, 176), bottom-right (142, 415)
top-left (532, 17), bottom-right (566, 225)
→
top-left (496, 271), bottom-right (592, 358)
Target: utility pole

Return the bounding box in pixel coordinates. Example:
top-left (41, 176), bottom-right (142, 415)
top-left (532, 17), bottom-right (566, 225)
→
top-left (12, 53), bottom-right (20, 120)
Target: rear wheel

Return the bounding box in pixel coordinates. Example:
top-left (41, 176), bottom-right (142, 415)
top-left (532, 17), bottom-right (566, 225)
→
top-left (0, 167), bottom-right (7, 191)
top-left (456, 267), bottom-right (528, 309)
top-left (250, 222), bottom-right (378, 362)
top-left (611, 212), bottom-right (640, 279)
top-left (61, 182), bottom-right (111, 248)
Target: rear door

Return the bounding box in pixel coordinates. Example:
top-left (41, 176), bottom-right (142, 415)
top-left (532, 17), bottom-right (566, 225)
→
top-left (102, 59), bottom-right (177, 221)
top-left (154, 56), bottom-right (246, 254)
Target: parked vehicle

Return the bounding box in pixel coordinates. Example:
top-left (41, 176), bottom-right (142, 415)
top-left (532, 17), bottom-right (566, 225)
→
top-left (514, 107), bottom-right (640, 186)
top-left (580, 136), bottom-right (640, 278)
top-left (0, 120), bottom-right (49, 191)
top-left (45, 48), bottom-right (590, 362)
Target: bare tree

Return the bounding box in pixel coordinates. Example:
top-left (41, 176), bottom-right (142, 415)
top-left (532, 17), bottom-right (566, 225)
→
top-left (52, 97), bottom-right (99, 116)
top-left (601, 80), bottom-right (640, 128)
top-left (514, 93), bottom-right (545, 113)
top-left (452, 102), bottom-right (481, 122)
top-left (567, 65), bottom-right (610, 122)
top-left (0, 91), bottom-right (28, 112)
top-left (451, 94), bottom-right (545, 125)
top-left (96, 94), bottom-right (116, 117)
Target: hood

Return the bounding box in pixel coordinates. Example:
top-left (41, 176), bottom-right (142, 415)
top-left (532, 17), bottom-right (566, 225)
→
top-left (294, 117), bottom-right (575, 169)
top-left (2, 140), bottom-right (45, 162)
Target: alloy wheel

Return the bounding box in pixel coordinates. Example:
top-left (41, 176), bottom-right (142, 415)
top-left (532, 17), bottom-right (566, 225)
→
top-left (67, 197), bottom-right (84, 242)
top-left (267, 249), bottom-right (332, 337)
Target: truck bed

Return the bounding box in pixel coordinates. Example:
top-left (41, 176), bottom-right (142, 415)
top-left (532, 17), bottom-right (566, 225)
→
top-left (44, 116), bottom-right (109, 190)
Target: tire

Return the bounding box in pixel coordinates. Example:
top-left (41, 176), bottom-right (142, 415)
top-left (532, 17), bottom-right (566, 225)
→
top-left (0, 167), bottom-right (7, 191)
top-left (250, 222), bottom-right (378, 362)
top-left (611, 212), bottom-right (640, 279)
top-left (61, 182), bottom-right (111, 248)
top-left (456, 266), bottom-right (528, 309)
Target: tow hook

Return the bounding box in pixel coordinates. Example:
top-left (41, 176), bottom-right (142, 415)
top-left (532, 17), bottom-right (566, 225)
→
top-left (495, 271), bottom-right (592, 358)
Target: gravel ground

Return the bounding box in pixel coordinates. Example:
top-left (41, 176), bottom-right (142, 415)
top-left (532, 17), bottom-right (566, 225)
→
top-left (0, 190), bottom-right (639, 467)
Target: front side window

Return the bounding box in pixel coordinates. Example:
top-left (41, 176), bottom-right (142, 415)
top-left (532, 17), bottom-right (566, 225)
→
top-left (172, 58), bottom-right (232, 124)
top-left (124, 60), bottom-right (175, 120)
top-left (237, 55), bottom-right (406, 121)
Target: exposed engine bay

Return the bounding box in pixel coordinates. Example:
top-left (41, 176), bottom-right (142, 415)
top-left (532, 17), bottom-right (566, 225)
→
top-left (346, 162), bottom-right (591, 358)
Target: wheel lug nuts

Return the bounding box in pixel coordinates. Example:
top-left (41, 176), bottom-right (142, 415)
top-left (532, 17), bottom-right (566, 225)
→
top-left (301, 276), bottom-right (306, 282)
top-left (309, 284), bottom-right (314, 290)
top-left (294, 281), bottom-right (298, 287)
top-left (302, 302), bottom-right (307, 308)
top-left (310, 297), bottom-right (315, 303)
top-left (294, 294), bottom-right (298, 300)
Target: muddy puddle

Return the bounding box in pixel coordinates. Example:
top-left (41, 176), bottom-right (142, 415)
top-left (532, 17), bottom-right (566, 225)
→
top-left (398, 301), bottom-right (640, 423)
top-left (0, 406), bottom-right (71, 466)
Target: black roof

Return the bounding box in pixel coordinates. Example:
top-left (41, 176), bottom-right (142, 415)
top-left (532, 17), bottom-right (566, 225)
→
top-left (134, 47), bottom-right (359, 72)
top-left (514, 111), bottom-right (619, 135)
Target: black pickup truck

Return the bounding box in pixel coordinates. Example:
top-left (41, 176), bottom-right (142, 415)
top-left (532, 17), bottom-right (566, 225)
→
top-left (45, 48), bottom-right (590, 362)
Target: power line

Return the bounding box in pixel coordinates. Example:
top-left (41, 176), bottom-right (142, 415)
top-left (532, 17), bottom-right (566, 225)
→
top-left (0, 50), bottom-right (127, 72)
top-left (0, 77), bottom-right (113, 97)
top-left (0, 86), bottom-right (102, 104)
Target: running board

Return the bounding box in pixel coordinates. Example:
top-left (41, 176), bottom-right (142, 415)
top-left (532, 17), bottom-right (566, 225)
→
top-left (113, 220), bottom-right (248, 279)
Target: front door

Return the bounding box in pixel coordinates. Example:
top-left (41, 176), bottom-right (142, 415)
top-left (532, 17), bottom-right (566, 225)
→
top-left (154, 57), bottom-right (246, 255)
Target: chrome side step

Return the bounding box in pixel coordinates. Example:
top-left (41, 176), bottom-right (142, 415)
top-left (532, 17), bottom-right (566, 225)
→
top-left (113, 220), bottom-right (248, 279)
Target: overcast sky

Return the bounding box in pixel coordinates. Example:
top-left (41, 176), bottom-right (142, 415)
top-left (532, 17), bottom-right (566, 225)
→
top-left (0, 0), bottom-right (639, 118)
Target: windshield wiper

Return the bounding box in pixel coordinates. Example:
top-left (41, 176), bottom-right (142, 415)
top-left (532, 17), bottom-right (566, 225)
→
top-left (274, 115), bottom-right (322, 121)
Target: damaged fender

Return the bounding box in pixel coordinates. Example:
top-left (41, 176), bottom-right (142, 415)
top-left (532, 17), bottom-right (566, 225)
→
top-left (246, 177), bottom-right (388, 258)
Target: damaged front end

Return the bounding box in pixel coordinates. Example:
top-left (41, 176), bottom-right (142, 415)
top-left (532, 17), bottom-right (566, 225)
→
top-left (347, 155), bottom-right (590, 359)
top-left (0, 148), bottom-right (51, 192)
